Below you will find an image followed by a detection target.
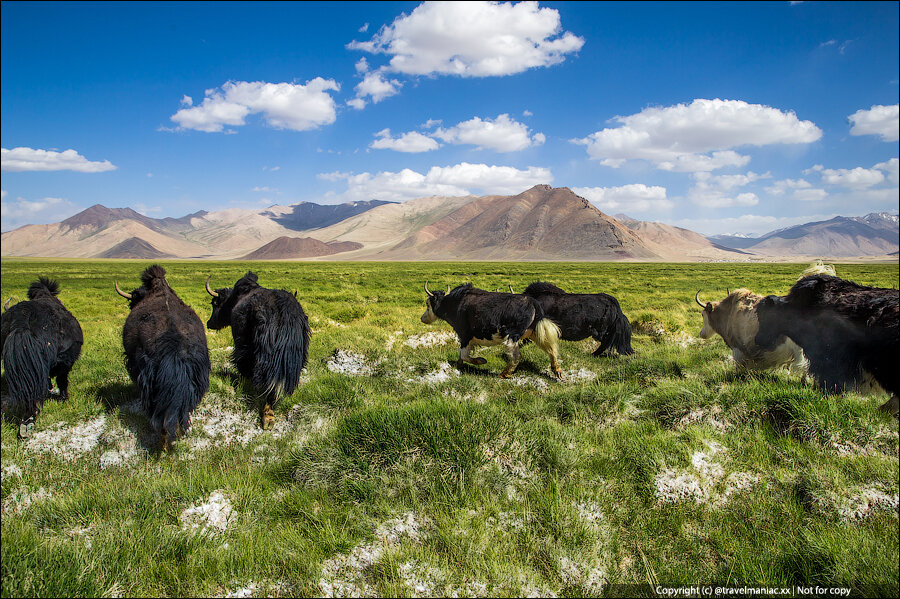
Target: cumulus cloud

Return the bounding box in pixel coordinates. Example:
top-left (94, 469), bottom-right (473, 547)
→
top-left (848, 104), bottom-right (899, 142)
top-left (348, 70), bottom-right (403, 109)
top-left (432, 114), bottom-right (545, 152)
top-left (765, 178), bottom-right (812, 195)
top-left (818, 166), bottom-right (885, 189)
top-left (370, 129), bottom-right (440, 153)
top-left (874, 158), bottom-right (899, 185)
top-left (1, 147), bottom-right (117, 173)
top-left (572, 184), bottom-right (672, 213)
top-left (347, 1), bottom-right (583, 78)
top-left (319, 162), bottom-right (552, 203)
top-left (1, 195), bottom-right (81, 231)
top-left (687, 170), bottom-right (768, 208)
top-left (170, 79), bottom-right (340, 132)
top-left (791, 188), bottom-right (828, 202)
top-left (573, 99), bottom-right (822, 171)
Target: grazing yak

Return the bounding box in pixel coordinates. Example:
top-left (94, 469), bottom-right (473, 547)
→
top-left (755, 274), bottom-right (899, 416)
top-left (1, 277), bottom-right (83, 438)
top-left (696, 288), bottom-right (807, 373)
top-left (117, 265), bottom-right (210, 451)
top-left (421, 282), bottom-right (562, 378)
top-left (205, 272), bottom-right (310, 429)
top-left (521, 282), bottom-right (633, 356)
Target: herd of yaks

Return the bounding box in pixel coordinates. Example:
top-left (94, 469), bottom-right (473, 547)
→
top-left (1, 262), bottom-right (897, 449)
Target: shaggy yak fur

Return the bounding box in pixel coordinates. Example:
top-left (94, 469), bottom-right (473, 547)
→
top-left (119, 265), bottom-right (210, 450)
top-left (696, 288), bottom-right (807, 374)
top-left (206, 272), bottom-right (310, 429)
top-left (421, 283), bottom-right (562, 378)
top-left (755, 274), bottom-right (899, 416)
top-left (522, 282), bottom-right (633, 356)
top-left (1, 277), bottom-right (83, 437)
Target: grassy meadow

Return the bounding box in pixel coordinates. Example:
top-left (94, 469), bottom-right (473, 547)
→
top-left (1, 260), bottom-right (898, 597)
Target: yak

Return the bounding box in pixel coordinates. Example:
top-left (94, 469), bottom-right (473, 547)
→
top-left (205, 272), bottom-right (310, 429)
top-left (696, 288), bottom-right (807, 373)
top-left (755, 274), bottom-right (899, 416)
top-left (1, 277), bottom-right (83, 438)
top-left (421, 282), bottom-right (562, 378)
top-left (117, 265), bottom-right (210, 451)
top-left (521, 282), bottom-right (633, 356)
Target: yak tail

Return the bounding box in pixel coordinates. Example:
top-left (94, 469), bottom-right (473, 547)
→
top-left (532, 318), bottom-right (561, 356)
top-left (254, 308), bottom-right (310, 403)
top-left (137, 332), bottom-right (210, 441)
top-left (2, 329), bottom-right (52, 420)
top-left (595, 311), bottom-right (634, 356)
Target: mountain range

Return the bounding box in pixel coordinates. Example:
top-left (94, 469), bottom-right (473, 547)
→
top-left (1, 185), bottom-right (897, 261)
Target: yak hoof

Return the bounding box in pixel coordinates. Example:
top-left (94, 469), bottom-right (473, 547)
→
top-left (261, 405), bottom-right (275, 430)
top-left (18, 420), bottom-right (35, 440)
top-left (552, 368), bottom-right (563, 380)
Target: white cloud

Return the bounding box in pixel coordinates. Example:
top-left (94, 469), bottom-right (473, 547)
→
top-left (181, 95), bottom-right (193, 106)
top-left (848, 104), bottom-right (899, 142)
top-left (170, 78), bottom-right (340, 132)
top-left (347, 1), bottom-right (583, 78)
top-left (572, 184), bottom-right (672, 213)
top-left (1, 195), bottom-right (81, 231)
top-left (765, 178), bottom-right (812, 195)
top-left (791, 188), bottom-right (828, 202)
top-left (688, 170), bottom-right (767, 208)
top-left (346, 98), bottom-right (367, 110)
top-left (875, 158), bottom-right (899, 185)
top-left (1, 147), bottom-right (117, 173)
top-left (433, 114), bottom-right (545, 152)
top-left (371, 129), bottom-right (440, 153)
top-left (133, 203), bottom-right (161, 215)
top-left (351, 70), bottom-right (403, 107)
top-left (320, 162), bottom-right (552, 203)
top-left (818, 166), bottom-right (884, 189)
top-left (355, 57), bottom-right (369, 73)
top-left (573, 98), bottom-right (822, 172)
top-left (359, 22), bottom-right (369, 33)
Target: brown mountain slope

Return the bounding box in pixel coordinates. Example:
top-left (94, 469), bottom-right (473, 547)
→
top-left (241, 236), bottom-right (363, 260)
top-left (97, 237), bottom-right (176, 259)
top-left (376, 185), bottom-right (659, 260)
top-left (614, 214), bottom-right (751, 260)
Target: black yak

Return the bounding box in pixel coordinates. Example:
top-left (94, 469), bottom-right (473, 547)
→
top-left (421, 282), bottom-right (562, 378)
top-left (205, 272), bottom-right (310, 429)
top-left (755, 274), bottom-right (899, 416)
top-left (1, 277), bottom-right (83, 438)
top-left (117, 265), bottom-right (210, 450)
top-left (521, 282), bottom-right (633, 356)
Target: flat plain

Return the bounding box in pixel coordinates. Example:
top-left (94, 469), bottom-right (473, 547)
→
top-left (1, 260), bottom-right (898, 597)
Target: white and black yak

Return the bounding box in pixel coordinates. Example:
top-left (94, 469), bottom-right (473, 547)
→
top-left (116, 265), bottom-right (210, 450)
top-left (205, 272), bottom-right (310, 429)
top-left (1, 277), bottom-right (83, 438)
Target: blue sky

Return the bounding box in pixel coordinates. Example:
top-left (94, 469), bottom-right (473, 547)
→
top-left (2, 1), bottom-right (898, 235)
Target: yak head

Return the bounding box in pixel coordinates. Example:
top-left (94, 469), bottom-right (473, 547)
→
top-left (695, 290), bottom-right (719, 339)
top-left (115, 265), bottom-right (168, 310)
top-left (205, 271), bottom-right (259, 330)
top-left (421, 282), bottom-right (455, 324)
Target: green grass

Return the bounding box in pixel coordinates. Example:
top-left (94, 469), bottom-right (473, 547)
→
top-left (1, 260), bottom-right (898, 597)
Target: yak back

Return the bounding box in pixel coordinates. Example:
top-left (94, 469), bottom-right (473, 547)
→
top-left (2, 278), bottom-right (83, 355)
top-left (786, 275), bottom-right (898, 329)
top-left (523, 280), bottom-right (629, 347)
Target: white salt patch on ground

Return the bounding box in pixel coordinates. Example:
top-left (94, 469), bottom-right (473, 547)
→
top-left (558, 556), bottom-right (605, 596)
top-left (838, 485), bottom-right (899, 521)
top-left (182, 403), bottom-right (297, 458)
top-left (2, 463), bottom-right (23, 481)
top-left (397, 560), bottom-right (443, 597)
top-left (2, 487), bottom-right (52, 515)
top-left (406, 362), bottom-right (456, 384)
top-left (179, 490), bottom-right (236, 534)
top-left (67, 525), bottom-right (94, 549)
top-left (721, 472), bottom-right (760, 503)
top-left (676, 405), bottom-right (731, 432)
top-left (223, 583), bottom-right (258, 598)
top-left (385, 330), bottom-right (404, 351)
top-left (98, 425), bottom-right (144, 470)
top-left (403, 331), bottom-right (458, 350)
top-left (487, 511), bottom-right (527, 534)
top-left (319, 512), bottom-right (432, 598)
top-left (25, 416), bottom-right (106, 460)
top-left (507, 376), bottom-right (550, 391)
top-left (656, 440), bottom-right (757, 505)
top-left (574, 500), bottom-right (605, 529)
top-left (655, 470), bottom-right (705, 503)
top-left (326, 350), bottom-right (374, 376)
top-left (561, 368), bottom-right (598, 383)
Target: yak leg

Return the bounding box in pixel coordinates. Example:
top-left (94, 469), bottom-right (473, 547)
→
top-left (499, 339), bottom-right (521, 378)
top-left (159, 430), bottom-right (174, 454)
top-left (547, 346), bottom-right (562, 379)
top-left (457, 343), bottom-right (486, 367)
top-left (261, 403), bottom-right (275, 430)
top-left (56, 370), bottom-right (71, 402)
top-left (878, 394), bottom-right (899, 418)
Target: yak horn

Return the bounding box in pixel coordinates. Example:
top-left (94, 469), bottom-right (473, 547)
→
top-left (695, 290), bottom-right (705, 308)
top-left (424, 281), bottom-right (434, 297)
top-left (206, 276), bottom-right (219, 297)
top-left (509, 285), bottom-right (515, 294)
top-left (726, 288), bottom-right (730, 296)
top-left (115, 281), bottom-right (132, 300)
top-left (3, 297), bottom-right (11, 311)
